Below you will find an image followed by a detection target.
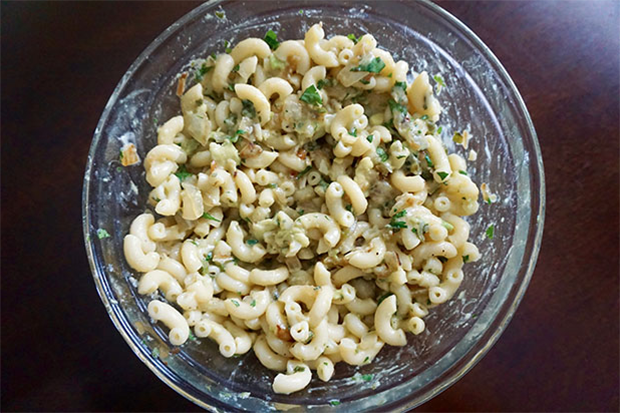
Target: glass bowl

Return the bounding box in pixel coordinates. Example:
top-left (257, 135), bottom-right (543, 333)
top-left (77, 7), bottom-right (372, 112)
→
top-left (82, 0), bottom-right (545, 411)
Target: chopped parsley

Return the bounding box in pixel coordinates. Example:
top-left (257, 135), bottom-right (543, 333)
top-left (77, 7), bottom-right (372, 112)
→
top-left (350, 57), bottom-right (385, 73)
top-left (388, 99), bottom-right (407, 114)
top-left (264, 29), bottom-right (280, 50)
top-left (486, 225), bottom-right (495, 239)
top-left (366, 134), bottom-right (374, 143)
top-left (433, 74), bottom-right (446, 89)
top-left (389, 220), bottom-right (407, 230)
top-left (231, 300), bottom-right (240, 307)
top-left (250, 299), bottom-right (256, 307)
top-left (215, 10), bottom-right (225, 19)
top-left (345, 204), bottom-right (353, 212)
top-left (316, 79), bottom-right (327, 90)
top-left (228, 83), bottom-right (235, 91)
top-left (458, 170), bottom-right (468, 175)
top-left (394, 81), bottom-right (407, 90)
top-left (424, 154), bottom-right (434, 168)
top-left (437, 171), bottom-right (449, 181)
top-left (188, 331), bottom-right (197, 341)
top-left (349, 128), bottom-right (357, 137)
top-left (228, 129), bottom-right (245, 143)
top-left (437, 126), bottom-right (443, 134)
top-left (361, 374), bottom-right (373, 382)
top-left (347, 33), bottom-right (360, 43)
top-left (393, 210), bottom-right (407, 219)
top-left (269, 54), bottom-right (286, 70)
top-left (300, 85), bottom-right (323, 106)
top-left (329, 400), bottom-right (341, 406)
top-left (246, 239), bottom-right (259, 246)
top-left (232, 64), bottom-right (240, 72)
top-left (204, 251), bottom-right (213, 262)
top-left (463, 255), bottom-right (470, 263)
top-left (453, 132), bottom-right (464, 144)
top-left (359, 78), bottom-right (370, 85)
top-left (267, 183), bottom-right (277, 189)
top-left (364, 356), bottom-right (370, 364)
top-left (96, 228), bottom-right (111, 239)
top-left (376, 147), bottom-right (389, 162)
top-left (194, 63), bottom-right (213, 82)
top-left (174, 164), bottom-right (193, 181)
top-left (241, 99), bottom-right (256, 118)
top-left (377, 292), bottom-right (394, 305)
top-left (297, 165), bottom-right (312, 178)
top-left (293, 366), bottom-right (306, 373)
top-left (223, 40), bottom-right (232, 54)
top-left (202, 212), bottom-right (221, 222)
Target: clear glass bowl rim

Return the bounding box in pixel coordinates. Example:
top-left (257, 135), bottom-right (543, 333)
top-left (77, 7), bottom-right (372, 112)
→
top-left (82, 0), bottom-right (545, 411)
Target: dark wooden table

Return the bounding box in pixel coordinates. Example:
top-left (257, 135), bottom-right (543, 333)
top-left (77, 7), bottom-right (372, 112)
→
top-left (2, 1), bottom-right (618, 412)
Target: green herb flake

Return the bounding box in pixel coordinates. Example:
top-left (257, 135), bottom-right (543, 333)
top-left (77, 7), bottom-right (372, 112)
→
top-left (300, 85), bottom-right (323, 106)
top-left (393, 210), bottom-right (407, 219)
top-left (215, 10), bottom-right (225, 19)
top-left (366, 134), bottom-right (374, 143)
top-left (345, 204), bottom-right (353, 212)
top-left (151, 347), bottom-right (160, 359)
top-left (377, 292), bottom-right (394, 305)
top-left (349, 128), bottom-right (357, 137)
top-left (437, 171), bottom-right (449, 181)
top-left (250, 299), bottom-right (257, 307)
top-left (427, 298), bottom-right (432, 305)
top-left (298, 209), bottom-right (304, 215)
top-left (364, 356), bottom-right (370, 363)
top-left (267, 183), bottom-right (277, 189)
top-left (298, 9), bottom-right (304, 15)
top-left (195, 63), bottom-right (213, 82)
top-left (223, 40), bottom-right (232, 54)
top-left (486, 225), bottom-right (495, 239)
top-left (202, 212), bottom-right (221, 222)
top-left (347, 33), bottom-right (360, 44)
top-left (232, 64), bottom-right (240, 72)
top-left (389, 220), bottom-right (407, 230)
top-left (433, 74), bottom-right (446, 88)
top-left (329, 400), bottom-right (341, 406)
top-left (96, 228), bottom-right (111, 239)
top-left (323, 362), bottom-right (329, 366)
top-left (204, 252), bottom-right (214, 262)
top-left (452, 132), bottom-right (464, 144)
top-left (297, 165), bottom-right (312, 179)
top-left (228, 83), bottom-right (236, 92)
top-left (394, 81), bottom-right (407, 90)
top-left (241, 99), bottom-right (256, 118)
top-left (359, 78), bottom-right (370, 85)
top-left (437, 126), bottom-right (443, 134)
top-left (264, 29), bottom-right (280, 50)
top-left (388, 99), bottom-right (407, 114)
top-left (316, 79), bottom-right (327, 90)
top-left (351, 57), bottom-right (385, 73)
top-left (376, 147), bottom-right (389, 162)
top-left (361, 374), bottom-right (373, 382)
top-left (463, 255), bottom-right (470, 263)
top-left (458, 170), bottom-right (468, 175)
top-left (293, 366), bottom-right (306, 373)
top-left (119, 149), bottom-right (124, 161)
top-left (269, 54), bottom-right (286, 70)
top-left (231, 300), bottom-right (240, 307)
top-left (246, 239), bottom-right (259, 246)
top-left (424, 153), bottom-right (434, 168)
top-left (188, 331), bottom-right (197, 341)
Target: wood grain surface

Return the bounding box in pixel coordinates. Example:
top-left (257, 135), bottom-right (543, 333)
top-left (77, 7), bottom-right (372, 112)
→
top-left (1, 1), bottom-right (618, 412)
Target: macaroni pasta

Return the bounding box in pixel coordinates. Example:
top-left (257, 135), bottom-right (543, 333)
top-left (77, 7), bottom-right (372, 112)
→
top-left (124, 23), bottom-right (481, 394)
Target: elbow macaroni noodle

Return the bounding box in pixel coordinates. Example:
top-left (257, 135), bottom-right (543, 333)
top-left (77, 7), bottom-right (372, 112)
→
top-left (123, 24), bottom-right (482, 394)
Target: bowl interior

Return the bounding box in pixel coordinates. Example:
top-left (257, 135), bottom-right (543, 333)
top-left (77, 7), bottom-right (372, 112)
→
top-left (83, 1), bottom-right (543, 411)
